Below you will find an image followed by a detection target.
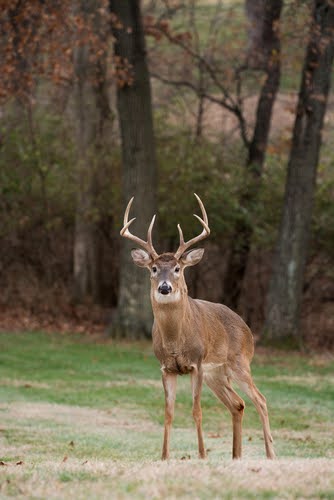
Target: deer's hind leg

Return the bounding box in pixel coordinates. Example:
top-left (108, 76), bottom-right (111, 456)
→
top-left (204, 369), bottom-right (245, 459)
top-left (233, 364), bottom-right (276, 460)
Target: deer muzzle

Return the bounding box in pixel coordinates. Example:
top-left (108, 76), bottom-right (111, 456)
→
top-left (158, 281), bottom-right (172, 295)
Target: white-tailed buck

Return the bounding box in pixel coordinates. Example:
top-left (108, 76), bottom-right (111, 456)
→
top-left (120, 194), bottom-right (275, 460)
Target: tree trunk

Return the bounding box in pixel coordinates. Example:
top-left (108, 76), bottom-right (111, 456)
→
top-left (245, 0), bottom-right (266, 69)
top-left (109, 0), bottom-right (157, 339)
top-left (263, 1), bottom-right (334, 345)
top-left (223, 0), bottom-right (283, 311)
top-left (73, 0), bottom-right (109, 303)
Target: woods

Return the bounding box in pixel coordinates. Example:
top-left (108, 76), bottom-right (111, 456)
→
top-left (1, 0), bottom-right (334, 349)
top-left (264, 0), bottom-right (334, 346)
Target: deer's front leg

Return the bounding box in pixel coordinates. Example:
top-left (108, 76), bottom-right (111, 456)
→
top-left (161, 370), bottom-right (177, 460)
top-left (191, 365), bottom-right (206, 459)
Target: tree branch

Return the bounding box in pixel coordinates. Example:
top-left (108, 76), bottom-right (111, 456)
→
top-left (150, 70), bottom-right (250, 147)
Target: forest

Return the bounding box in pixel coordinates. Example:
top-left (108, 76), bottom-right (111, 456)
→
top-left (1, 0), bottom-right (334, 350)
top-left (1, 2), bottom-right (334, 497)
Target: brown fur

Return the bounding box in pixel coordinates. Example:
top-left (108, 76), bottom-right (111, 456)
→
top-left (146, 253), bottom-right (276, 460)
top-left (121, 196), bottom-right (275, 460)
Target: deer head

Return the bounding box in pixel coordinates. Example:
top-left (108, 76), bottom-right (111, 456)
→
top-left (120, 194), bottom-right (210, 304)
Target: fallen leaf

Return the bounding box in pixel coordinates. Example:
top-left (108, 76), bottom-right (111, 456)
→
top-left (81, 460), bottom-right (88, 465)
top-left (0, 461), bottom-right (8, 466)
top-left (208, 432), bottom-right (221, 438)
top-left (16, 461), bottom-right (24, 466)
top-left (62, 456), bottom-right (68, 463)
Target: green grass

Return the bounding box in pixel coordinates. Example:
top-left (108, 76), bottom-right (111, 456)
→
top-left (0, 331), bottom-right (333, 498)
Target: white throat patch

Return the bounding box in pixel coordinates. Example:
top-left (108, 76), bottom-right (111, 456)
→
top-left (153, 289), bottom-right (181, 304)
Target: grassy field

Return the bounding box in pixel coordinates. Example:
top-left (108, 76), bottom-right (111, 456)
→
top-left (0, 332), bottom-right (333, 499)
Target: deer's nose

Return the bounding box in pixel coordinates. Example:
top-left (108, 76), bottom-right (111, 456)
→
top-left (158, 281), bottom-right (172, 295)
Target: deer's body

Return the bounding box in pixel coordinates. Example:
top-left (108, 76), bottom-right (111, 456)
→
top-left (152, 295), bottom-right (254, 376)
top-left (121, 195), bottom-right (275, 460)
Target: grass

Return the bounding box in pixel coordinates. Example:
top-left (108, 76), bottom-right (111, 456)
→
top-left (0, 331), bottom-right (334, 499)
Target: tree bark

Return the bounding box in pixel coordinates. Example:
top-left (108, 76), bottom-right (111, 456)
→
top-left (109, 0), bottom-right (157, 338)
top-left (264, 1), bottom-right (334, 345)
top-left (223, 0), bottom-right (283, 311)
top-left (73, 0), bottom-right (109, 303)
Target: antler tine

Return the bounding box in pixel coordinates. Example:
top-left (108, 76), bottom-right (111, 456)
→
top-left (174, 193), bottom-right (210, 259)
top-left (193, 214), bottom-right (210, 234)
top-left (123, 196), bottom-right (134, 227)
top-left (147, 214), bottom-right (156, 249)
top-left (177, 223), bottom-right (185, 246)
top-left (194, 192), bottom-right (208, 225)
top-left (120, 197), bottom-right (159, 259)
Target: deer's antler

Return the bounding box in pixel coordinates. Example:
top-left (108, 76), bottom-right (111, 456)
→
top-left (174, 193), bottom-right (210, 260)
top-left (120, 197), bottom-right (159, 259)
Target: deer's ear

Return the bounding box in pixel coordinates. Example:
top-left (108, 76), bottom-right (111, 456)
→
top-left (181, 248), bottom-right (204, 267)
top-left (131, 249), bottom-right (152, 268)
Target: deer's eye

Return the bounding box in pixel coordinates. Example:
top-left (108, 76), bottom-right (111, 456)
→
top-left (175, 267), bottom-right (180, 273)
top-left (152, 266), bottom-right (157, 273)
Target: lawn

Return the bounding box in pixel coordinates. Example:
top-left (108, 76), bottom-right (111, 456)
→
top-left (0, 331), bottom-right (333, 499)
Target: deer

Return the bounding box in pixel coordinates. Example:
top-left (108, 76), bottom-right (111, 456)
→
top-left (120, 193), bottom-right (275, 460)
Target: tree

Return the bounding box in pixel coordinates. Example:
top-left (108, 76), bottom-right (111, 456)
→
top-left (109, 0), bottom-right (158, 338)
top-left (72, 0), bottom-right (111, 303)
top-left (223, 0), bottom-right (283, 311)
top-left (0, 0), bottom-right (112, 303)
top-left (144, 0), bottom-right (283, 311)
top-left (263, 0), bottom-right (334, 346)
top-left (0, 1), bottom-right (73, 103)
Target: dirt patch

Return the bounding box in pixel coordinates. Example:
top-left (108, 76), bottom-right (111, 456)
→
top-left (2, 401), bottom-right (159, 433)
top-left (200, 92), bottom-right (297, 144)
top-left (98, 379), bottom-right (162, 389)
top-left (268, 374), bottom-right (334, 388)
top-left (1, 378), bottom-right (51, 390)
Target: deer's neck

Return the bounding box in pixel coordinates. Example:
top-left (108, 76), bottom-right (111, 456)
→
top-left (151, 289), bottom-right (191, 342)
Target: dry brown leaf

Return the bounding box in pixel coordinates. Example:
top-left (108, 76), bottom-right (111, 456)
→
top-left (208, 432), bottom-right (221, 439)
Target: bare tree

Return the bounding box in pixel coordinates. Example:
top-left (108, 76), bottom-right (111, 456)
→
top-left (146, 0), bottom-right (283, 311)
top-left (264, 0), bottom-right (334, 345)
top-left (223, 0), bottom-right (283, 311)
top-left (110, 0), bottom-right (158, 338)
